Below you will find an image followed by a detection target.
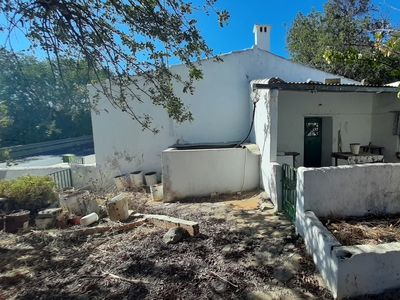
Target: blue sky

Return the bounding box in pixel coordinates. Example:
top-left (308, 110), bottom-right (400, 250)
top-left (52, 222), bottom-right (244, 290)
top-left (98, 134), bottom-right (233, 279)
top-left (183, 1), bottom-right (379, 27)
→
top-left (0, 0), bottom-right (398, 60)
top-left (195, 0), bottom-right (399, 58)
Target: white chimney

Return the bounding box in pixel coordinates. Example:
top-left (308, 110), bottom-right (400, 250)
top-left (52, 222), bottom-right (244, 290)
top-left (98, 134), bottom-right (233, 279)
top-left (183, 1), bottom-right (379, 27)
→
top-left (253, 24), bottom-right (271, 51)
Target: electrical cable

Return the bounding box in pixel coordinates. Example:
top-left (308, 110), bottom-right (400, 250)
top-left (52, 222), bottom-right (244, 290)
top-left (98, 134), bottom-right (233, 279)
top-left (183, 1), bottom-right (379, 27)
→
top-left (234, 102), bottom-right (257, 148)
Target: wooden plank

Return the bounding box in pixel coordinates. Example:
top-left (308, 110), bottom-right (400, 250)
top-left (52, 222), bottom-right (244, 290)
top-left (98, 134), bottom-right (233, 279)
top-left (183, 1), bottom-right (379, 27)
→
top-left (61, 218), bottom-right (146, 236)
top-left (133, 213), bottom-right (199, 236)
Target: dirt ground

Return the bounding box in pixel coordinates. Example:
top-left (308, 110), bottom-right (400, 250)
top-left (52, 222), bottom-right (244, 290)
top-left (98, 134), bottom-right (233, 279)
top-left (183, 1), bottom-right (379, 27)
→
top-left (1, 190), bottom-right (400, 300)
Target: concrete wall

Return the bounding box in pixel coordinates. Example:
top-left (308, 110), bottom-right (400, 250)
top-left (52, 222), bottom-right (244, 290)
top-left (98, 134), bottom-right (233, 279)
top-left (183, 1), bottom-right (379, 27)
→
top-left (90, 46), bottom-right (355, 181)
top-left (252, 87), bottom-right (281, 207)
top-left (299, 211), bottom-right (400, 299)
top-left (162, 147), bottom-right (260, 202)
top-left (371, 93), bottom-right (400, 163)
top-left (70, 164), bottom-right (105, 190)
top-left (0, 164), bottom-right (70, 180)
top-left (296, 211), bottom-right (341, 298)
top-left (0, 155), bottom-right (103, 191)
top-left (296, 164), bottom-right (400, 218)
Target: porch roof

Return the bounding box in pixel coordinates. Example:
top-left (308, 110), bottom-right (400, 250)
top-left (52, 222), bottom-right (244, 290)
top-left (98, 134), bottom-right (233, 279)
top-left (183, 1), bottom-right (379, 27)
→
top-left (252, 78), bottom-right (399, 93)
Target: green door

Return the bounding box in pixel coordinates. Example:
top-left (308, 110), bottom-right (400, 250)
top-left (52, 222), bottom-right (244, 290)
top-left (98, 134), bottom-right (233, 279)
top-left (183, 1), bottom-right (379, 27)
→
top-left (304, 117), bottom-right (322, 167)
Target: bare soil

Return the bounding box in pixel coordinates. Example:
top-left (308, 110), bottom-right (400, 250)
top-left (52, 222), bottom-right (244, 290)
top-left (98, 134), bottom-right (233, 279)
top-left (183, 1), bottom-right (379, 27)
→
top-left (3, 189), bottom-right (400, 299)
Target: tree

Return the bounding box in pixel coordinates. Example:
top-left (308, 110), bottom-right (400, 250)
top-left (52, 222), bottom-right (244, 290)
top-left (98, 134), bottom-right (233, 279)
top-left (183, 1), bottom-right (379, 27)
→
top-left (0, 48), bottom-right (94, 146)
top-left (0, 102), bottom-right (10, 161)
top-left (0, 1), bottom-right (229, 133)
top-left (285, 0), bottom-right (400, 84)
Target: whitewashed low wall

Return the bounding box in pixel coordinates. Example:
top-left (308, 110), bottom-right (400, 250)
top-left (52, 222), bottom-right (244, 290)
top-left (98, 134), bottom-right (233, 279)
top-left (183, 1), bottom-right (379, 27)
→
top-left (82, 155), bottom-right (96, 165)
top-left (162, 147), bottom-right (260, 202)
top-left (297, 163), bottom-right (400, 218)
top-left (300, 211), bottom-right (400, 299)
top-left (296, 164), bottom-right (400, 299)
top-left (0, 165), bottom-right (70, 180)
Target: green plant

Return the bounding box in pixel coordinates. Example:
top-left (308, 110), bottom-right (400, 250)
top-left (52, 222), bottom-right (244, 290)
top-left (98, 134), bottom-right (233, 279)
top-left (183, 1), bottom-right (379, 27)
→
top-left (0, 175), bottom-right (57, 210)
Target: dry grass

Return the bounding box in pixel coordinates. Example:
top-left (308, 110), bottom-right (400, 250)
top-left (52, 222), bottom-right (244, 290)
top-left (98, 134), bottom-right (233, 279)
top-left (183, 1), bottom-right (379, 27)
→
top-left (0, 191), bottom-right (335, 300)
top-left (321, 214), bottom-right (400, 246)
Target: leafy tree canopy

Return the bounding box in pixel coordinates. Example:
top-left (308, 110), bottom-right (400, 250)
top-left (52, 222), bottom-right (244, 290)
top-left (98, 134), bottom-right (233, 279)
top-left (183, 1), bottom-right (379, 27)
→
top-left (0, 48), bottom-right (94, 146)
top-left (0, 0), bottom-right (229, 133)
top-left (285, 0), bottom-right (400, 84)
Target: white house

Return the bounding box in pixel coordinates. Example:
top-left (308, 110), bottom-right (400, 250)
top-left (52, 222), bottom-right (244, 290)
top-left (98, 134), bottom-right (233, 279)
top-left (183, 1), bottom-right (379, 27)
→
top-left (89, 24), bottom-right (400, 206)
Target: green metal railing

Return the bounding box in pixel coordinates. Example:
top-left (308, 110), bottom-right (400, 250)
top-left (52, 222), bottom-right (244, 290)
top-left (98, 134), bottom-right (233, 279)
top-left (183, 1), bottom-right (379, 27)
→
top-left (69, 156), bottom-right (84, 164)
top-left (49, 169), bottom-right (73, 189)
top-left (282, 163), bottom-right (297, 223)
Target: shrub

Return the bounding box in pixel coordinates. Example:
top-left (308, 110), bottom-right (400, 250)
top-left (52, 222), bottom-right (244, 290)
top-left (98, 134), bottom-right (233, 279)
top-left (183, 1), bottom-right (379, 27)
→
top-left (0, 175), bottom-right (57, 210)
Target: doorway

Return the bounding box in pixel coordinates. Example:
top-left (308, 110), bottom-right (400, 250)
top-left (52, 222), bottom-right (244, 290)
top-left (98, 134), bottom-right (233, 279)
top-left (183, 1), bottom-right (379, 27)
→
top-left (304, 117), bottom-right (322, 167)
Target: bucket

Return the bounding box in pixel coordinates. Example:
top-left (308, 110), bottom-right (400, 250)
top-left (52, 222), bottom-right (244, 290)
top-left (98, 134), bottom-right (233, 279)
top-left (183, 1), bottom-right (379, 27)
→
top-left (145, 172), bottom-right (157, 186)
top-left (130, 171), bottom-right (144, 186)
top-left (350, 143), bottom-right (360, 155)
top-left (114, 174), bottom-right (127, 189)
top-left (150, 184), bottom-right (163, 202)
top-left (4, 210), bottom-right (30, 233)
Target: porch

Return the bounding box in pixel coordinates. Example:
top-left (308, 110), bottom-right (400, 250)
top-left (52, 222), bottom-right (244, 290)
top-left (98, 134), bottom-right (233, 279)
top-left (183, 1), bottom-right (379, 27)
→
top-left (251, 78), bottom-right (400, 210)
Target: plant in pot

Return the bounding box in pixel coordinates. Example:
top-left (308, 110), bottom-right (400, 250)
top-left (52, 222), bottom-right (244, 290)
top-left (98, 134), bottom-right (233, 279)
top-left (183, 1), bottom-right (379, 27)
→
top-left (0, 175), bottom-right (57, 213)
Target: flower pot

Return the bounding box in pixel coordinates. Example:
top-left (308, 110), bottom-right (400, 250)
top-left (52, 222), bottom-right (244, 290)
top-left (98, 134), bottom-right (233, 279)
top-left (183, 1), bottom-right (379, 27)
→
top-left (150, 184), bottom-right (163, 202)
top-left (145, 172), bottom-right (157, 186)
top-left (350, 143), bottom-right (360, 155)
top-left (130, 171), bottom-right (144, 186)
top-left (54, 218), bottom-right (68, 229)
top-left (114, 174), bottom-right (127, 189)
top-left (68, 216), bottom-right (82, 225)
top-left (4, 210), bottom-right (30, 233)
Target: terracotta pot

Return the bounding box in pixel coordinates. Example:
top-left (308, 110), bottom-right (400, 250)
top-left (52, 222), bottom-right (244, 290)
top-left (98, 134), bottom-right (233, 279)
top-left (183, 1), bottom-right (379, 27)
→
top-left (55, 219), bottom-right (68, 228)
top-left (68, 216), bottom-right (82, 225)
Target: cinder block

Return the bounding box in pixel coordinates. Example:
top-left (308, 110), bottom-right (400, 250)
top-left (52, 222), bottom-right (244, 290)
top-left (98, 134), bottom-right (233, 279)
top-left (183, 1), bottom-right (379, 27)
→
top-left (38, 208), bottom-right (63, 219)
top-left (36, 217), bottom-right (55, 229)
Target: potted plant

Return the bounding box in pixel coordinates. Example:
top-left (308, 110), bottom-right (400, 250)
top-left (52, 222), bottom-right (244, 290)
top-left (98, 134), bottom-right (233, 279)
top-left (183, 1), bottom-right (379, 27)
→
top-left (0, 175), bottom-right (57, 212)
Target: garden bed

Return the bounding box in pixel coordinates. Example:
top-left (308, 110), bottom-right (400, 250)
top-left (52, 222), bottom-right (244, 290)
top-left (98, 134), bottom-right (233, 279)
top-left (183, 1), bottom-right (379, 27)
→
top-left (320, 214), bottom-right (400, 246)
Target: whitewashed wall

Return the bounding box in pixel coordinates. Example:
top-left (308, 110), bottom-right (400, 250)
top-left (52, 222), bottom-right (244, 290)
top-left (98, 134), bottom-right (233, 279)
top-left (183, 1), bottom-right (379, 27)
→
top-left (296, 164), bottom-right (400, 218)
top-left (162, 147), bottom-right (259, 202)
top-left (371, 93), bottom-right (400, 163)
top-left (252, 87), bottom-right (280, 207)
top-left (0, 165), bottom-right (69, 180)
top-left (296, 165), bottom-right (400, 299)
top-left (90, 47), bottom-right (356, 184)
top-left (299, 210), bottom-right (400, 299)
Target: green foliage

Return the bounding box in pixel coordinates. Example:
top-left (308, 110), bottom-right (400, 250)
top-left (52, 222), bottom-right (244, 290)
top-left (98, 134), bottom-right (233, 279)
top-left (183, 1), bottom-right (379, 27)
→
top-left (0, 0), bottom-right (229, 133)
top-left (0, 49), bottom-right (94, 146)
top-left (0, 102), bottom-right (10, 161)
top-left (286, 0), bottom-right (400, 84)
top-left (0, 175), bottom-right (57, 210)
